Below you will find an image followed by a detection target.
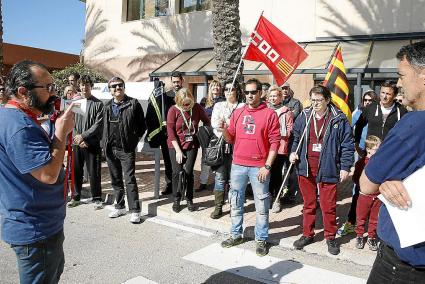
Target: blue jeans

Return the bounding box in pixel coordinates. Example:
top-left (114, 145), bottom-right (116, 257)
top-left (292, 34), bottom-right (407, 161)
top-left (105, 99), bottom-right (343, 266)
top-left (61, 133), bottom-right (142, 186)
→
top-left (11, 230), bottom-right (65, 284)
top-left (213, 154), bottom-right (232, 192)
top-left (229, 164), bottom-right (270, 241)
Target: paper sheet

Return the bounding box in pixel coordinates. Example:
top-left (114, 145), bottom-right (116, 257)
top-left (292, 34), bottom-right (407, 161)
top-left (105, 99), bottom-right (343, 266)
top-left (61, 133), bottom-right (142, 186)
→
top-left (378, 166), bottom-right (425, 248)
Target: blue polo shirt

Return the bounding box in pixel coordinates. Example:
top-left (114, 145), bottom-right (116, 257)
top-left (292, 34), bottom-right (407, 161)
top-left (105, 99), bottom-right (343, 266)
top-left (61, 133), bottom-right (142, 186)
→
top-left (0, 108), bottom-right (65, 245)
top-left (365, 111), bottom-right (425, 267)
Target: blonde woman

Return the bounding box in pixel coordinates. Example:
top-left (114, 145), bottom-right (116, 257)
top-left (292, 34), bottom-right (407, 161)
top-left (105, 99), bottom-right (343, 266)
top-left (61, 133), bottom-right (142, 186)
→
top-left (167, 88), bottom-right (210, 213)
top-left (267, 85), bottom-right (294, 212)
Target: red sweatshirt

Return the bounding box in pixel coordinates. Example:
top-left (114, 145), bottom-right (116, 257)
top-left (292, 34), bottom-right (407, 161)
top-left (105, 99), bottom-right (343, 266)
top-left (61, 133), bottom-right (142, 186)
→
top-left (227, 103), bottom-right (280, 167)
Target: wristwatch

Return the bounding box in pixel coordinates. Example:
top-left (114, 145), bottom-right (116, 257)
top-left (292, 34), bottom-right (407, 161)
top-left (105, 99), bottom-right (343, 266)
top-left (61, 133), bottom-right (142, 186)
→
top-left (264, 164), bottom-right (272, 171)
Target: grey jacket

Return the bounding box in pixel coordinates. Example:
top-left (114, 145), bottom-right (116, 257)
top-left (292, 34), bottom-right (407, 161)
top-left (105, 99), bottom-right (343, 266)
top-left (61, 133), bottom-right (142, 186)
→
top-left (74, 95), bottom-right (104, 148)
top-left (282, 96), bottom-right (302, 119)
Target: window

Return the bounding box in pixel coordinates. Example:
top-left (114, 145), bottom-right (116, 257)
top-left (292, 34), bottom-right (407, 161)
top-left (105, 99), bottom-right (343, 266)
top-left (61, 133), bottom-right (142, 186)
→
top-left (126, 0), bottom-right (169, 21)
top-left (179, 0), bottom-right (211, 13)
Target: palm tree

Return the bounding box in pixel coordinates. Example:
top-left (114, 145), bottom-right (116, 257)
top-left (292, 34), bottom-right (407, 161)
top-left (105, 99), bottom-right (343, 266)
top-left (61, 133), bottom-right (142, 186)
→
top-left (212, 0), bottom-right (243, 83)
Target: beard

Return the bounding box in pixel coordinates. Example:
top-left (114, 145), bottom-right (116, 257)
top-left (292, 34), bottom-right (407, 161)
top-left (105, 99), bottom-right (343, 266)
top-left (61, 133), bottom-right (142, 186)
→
top-left (28, 90), bottom-right (57, 115)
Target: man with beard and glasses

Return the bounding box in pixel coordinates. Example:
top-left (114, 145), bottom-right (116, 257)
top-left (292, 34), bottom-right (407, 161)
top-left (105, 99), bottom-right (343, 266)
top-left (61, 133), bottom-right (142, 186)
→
top-left (67, 75), bottom-right (104, 209)
top-left (0, 60), bottom-right (75, 283)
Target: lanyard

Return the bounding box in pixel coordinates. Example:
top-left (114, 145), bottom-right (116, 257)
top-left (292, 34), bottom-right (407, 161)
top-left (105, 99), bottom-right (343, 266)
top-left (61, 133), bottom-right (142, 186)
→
top-left (313, 110), bottom-right (329, 141)
top-left (6, 100), bottom-right (41, 125)
top-left (179, 108), bottom-right (193, 133)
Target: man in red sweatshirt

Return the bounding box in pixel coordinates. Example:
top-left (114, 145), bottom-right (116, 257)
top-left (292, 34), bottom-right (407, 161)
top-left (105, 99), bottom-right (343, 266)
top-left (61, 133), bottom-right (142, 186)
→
top-left (221, 78), bottom-right (280, 256)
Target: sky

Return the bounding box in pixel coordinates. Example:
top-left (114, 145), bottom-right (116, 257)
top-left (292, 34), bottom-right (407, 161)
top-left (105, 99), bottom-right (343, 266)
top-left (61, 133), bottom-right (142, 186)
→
top-left (3, 0), bottom-right (86, 55)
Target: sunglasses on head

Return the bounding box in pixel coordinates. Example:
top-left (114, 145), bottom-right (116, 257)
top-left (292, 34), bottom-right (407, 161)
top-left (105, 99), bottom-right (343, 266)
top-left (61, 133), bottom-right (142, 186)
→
top-left (110, 83), bottom-right (124, 89)
top-left (244, 90), bottom-right (259, 95)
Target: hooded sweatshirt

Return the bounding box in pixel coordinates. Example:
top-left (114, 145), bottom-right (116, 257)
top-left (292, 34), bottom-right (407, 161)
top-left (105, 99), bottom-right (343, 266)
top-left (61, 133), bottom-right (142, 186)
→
top-left (226, 103), bottom-right (280, 167)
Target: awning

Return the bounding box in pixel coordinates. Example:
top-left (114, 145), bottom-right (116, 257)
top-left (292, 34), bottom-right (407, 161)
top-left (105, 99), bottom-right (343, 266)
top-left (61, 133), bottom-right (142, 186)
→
top-left (150, 38), bottom-right (424, 78)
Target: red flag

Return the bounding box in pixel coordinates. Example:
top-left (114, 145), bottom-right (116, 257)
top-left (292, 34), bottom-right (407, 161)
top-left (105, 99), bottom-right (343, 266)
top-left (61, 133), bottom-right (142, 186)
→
top-left (243, 16), bottom-right (308, 86)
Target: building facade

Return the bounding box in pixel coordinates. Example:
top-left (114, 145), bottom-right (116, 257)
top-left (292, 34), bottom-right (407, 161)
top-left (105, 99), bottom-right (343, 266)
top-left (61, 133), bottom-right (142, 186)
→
top-left (83, 0), bottom-right (425, 105)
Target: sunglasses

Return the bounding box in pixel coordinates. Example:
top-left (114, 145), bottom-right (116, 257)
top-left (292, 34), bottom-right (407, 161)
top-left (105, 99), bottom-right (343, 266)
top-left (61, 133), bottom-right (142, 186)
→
top-left (311, 98), bottom-right (325, 103)
top-left (183, 102), bottom-right (191, 107)
top-left (244, 90), bottom-right (259, 95)
top-left (0, 88), bottom-right (4, 92)
top-left (396, 99), bottom-right (403, 103)
top-left (363, 99), bottom-right (373, 102)
top-left (31, 83), bottom-right (57, 94)
top-left (110, 83), bottom-right (124, 89)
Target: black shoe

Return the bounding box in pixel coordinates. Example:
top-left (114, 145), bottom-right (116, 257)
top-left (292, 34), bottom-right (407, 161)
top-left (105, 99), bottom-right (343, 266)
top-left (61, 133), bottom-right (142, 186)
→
top-left (326, 239), bottom-right (340, 255)
top-left (256, 240), bottom-right (268, 256)
top-left (355, 237), bottom-right (365, 249)
top-left (187, 200), bottom-right (196, 212)
top-left (221, 236), bottom-right (244, 248)
top-left (198, 183), bottom-right (207, 191)
top-left (172, 200), bottom-right (180, 213)
top-left (161, 185), bottom-right (172, 195)
top-left (367, 238), bottom-right (379, 251)
top-left (293, 236), bottom-right (314, 250)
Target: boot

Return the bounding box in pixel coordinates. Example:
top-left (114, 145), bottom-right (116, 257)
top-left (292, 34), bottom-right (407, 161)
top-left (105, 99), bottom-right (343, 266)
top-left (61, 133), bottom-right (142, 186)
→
top-left (210, 191), bottom-right (225, 219)
top-left (172, 199), bottom-right (180, 213)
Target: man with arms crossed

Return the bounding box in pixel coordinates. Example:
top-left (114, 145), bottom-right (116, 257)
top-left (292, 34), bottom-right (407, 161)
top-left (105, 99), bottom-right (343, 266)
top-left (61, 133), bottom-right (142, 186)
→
top-left (360, 41), bottom-right (425, 282)
top-left (0, 60), bottom-right (75, 283)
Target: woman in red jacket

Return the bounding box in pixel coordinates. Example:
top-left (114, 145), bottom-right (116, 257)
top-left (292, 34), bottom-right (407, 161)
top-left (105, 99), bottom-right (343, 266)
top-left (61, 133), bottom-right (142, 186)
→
top-left (167, 88), bottom-right (210, 213)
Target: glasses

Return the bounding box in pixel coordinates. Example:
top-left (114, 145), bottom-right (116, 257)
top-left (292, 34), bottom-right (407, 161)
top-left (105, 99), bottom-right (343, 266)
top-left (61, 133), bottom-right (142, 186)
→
top-left (0, 88), bottom-right (4, 92)
top-left (311, 98), bottom-right (325, 103)
top-left (182, 102), bottom-right (191, 107)
top-left (363, 99), bottom-right (373, 102)
top-left (31, 83), bottom-right (57, 94)
top-left (225, 87), bottom-right (235, 92)
top-left (396, 99), bottom-right (403, 103)
top-left (110, 83), bottom-right (124, 89)
top-left (244, 90), bottom-right (259, 95)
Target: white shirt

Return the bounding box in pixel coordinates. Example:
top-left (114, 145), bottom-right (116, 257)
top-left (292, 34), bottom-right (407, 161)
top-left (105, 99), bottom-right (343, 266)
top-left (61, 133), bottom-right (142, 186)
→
top-left (211, 101), bottom-right (244, 137)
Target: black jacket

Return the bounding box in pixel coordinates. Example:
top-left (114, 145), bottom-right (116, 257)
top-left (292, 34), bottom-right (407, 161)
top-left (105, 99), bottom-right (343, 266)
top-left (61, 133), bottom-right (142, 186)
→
top-left (74, 95), bottom-right (104, 148)
top-left (102, 95), bottom-right (146, 152)
top-left (145, 89), bottom-right (175, 148)
top-left (354, 102), bottom-right (407, 142)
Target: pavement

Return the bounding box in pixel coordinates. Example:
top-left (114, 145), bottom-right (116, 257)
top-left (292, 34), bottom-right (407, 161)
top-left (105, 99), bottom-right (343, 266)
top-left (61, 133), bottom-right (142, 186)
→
top-left (82, 151), bottom-right (376, 268)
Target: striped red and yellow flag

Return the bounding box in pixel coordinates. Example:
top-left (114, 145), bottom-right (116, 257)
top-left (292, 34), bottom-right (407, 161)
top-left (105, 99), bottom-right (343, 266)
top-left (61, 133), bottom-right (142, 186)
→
top-left (323, 45), bottom-right (352, 124)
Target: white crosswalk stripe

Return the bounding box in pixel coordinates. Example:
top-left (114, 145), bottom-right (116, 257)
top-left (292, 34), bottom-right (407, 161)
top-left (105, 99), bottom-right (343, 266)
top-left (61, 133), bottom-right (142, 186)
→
top-left (183, 243), bottom-right (367, 284)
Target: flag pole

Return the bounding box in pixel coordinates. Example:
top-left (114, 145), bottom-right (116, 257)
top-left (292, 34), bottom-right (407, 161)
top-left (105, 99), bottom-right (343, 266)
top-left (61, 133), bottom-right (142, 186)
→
top-left (272, 108), bottom-right (315, 212)
top-left (229, 11), bottom-right (264, 89)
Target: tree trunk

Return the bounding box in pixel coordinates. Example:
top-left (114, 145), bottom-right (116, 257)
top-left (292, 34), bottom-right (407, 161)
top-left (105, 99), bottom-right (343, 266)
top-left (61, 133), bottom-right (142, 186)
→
top-left (0, 0), bottom-right (3, 75)
top-left (212, 0), bottom-right (243, 83)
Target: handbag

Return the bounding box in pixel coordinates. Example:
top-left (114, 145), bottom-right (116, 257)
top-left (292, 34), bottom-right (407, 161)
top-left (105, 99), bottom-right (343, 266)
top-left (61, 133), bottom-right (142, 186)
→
top-left (203, 135), bottom-right (225, 167)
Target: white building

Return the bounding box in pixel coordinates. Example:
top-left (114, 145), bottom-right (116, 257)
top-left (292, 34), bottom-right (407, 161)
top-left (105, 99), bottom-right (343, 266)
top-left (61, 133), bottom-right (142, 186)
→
top-left (82, 0), bottom-right (425, 105)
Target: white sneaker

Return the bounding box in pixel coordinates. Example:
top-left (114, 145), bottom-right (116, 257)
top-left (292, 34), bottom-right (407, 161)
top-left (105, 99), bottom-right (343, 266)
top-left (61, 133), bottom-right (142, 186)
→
top-left (129, 212), bottom-right (141, 223)
top-left (271, 201), bottom-right (282, 213)
top-left (108, 208), bottom-right (126, 218)
top-left (93, 200), bottom-right (104, 210)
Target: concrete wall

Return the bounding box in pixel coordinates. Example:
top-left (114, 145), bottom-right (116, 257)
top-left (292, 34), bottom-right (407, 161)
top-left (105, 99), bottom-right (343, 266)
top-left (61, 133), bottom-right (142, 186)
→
top-left (84, 0), bottom-right (425, 82)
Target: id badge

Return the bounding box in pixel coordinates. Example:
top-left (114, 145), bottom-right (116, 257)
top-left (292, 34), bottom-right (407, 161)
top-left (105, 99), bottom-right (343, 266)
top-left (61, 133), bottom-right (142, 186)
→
top-left (184, 134), bottom-right (193, 142)
top-left (312, 143), bottom-right (322, 152)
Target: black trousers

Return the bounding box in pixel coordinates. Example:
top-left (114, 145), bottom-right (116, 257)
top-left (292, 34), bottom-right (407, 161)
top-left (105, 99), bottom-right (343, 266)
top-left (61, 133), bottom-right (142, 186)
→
top-left (367, 242), bottom-right (425, 284)
top-left (160, 140), bottom-right (173, 188)
top-left (269, 154), bottom-right (289, 198)
top-left (105, 147), bottom-right (140, 212)
top-left (169, 148), bottom-right (198, 201)
top-left (73, 145), bottom-right (102, 201)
